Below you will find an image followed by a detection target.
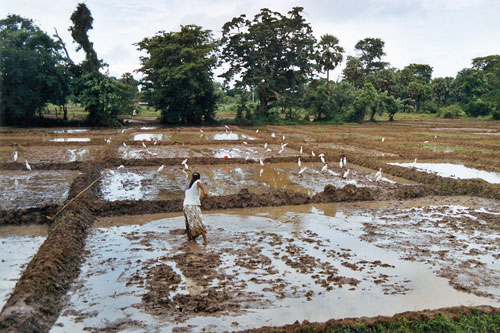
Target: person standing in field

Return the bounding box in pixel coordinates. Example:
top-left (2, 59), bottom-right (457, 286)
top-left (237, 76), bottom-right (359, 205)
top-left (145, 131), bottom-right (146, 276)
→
top-left (183, 171), bottom-right (208, 244)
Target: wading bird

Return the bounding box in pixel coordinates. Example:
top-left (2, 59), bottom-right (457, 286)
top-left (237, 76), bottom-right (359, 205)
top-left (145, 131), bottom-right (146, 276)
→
top-left (181, 159), bottom-right (188, 165)
top-left (311, 151), bottom-right (315, 157)
top-left (412, 158), bottom-right (417, 168)
top-left (122, 142), bottom-right (127, 148)
top-left (343, 157), bottom-right (347, 166)
top-left (184, 163), bottom-right (189, 170)
top-left (339, 158), bottom-right (343, 169)
top-left (300, 146), bottom-right (303, 154)
top-left (259, 158), bottom-right (264, 166)
top-left (320, 155), bottom-right (325, 164)
top-left (259, 169), bottom-right (264, 176)
top-left (321, 164), bottom-right (328, 172)
top-left (298, 158), bottom-right (301, 168)
top-left (25, 160), bottom-right (31, 171)
top-left (264, 142), bottom-right (268, 149)
top-left (118, 165), bottom-right (125, 169)
top-left (375, 168), bottom-right (382, 180)
top-left (256, 129), bottom-right (259, 133)
top-left (282, 135), bottom-right (285, 141)
top-left (328, 169), bottom-right (338, 176)
top-left (106, 138), bottom-right (111, 144)
top-left (271, 132), bottom-right (275, 138)
top-left (157, 165), bottom-right (164, 173)
top-left (13, 151), bottom-right (18, 162)
top-left (298, 167), bottom-right (307, 174)
top-left (142, 142), bottom-right (147, 148)
top-left (382, 137), bottom-right (385, 143)
top-left (343, 169), bottom-right (350, 178)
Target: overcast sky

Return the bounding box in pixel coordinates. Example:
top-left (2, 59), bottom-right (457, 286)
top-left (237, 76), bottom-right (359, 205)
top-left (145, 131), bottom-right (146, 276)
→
top-left (2, 0), bottom-right (499, 81)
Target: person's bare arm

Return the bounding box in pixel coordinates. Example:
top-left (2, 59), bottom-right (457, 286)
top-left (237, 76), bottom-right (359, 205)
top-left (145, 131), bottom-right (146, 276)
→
top-left (197, 182), bottom-right (208, 197)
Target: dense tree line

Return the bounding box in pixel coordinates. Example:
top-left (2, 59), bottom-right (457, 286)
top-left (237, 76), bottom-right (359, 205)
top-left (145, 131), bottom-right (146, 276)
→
top-left (1, 5), bottom-right (499, 127)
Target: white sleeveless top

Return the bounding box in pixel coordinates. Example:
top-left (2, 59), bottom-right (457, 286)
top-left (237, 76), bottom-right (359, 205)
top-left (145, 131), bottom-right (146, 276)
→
top-left (183, 180), bottom-right (201, 206)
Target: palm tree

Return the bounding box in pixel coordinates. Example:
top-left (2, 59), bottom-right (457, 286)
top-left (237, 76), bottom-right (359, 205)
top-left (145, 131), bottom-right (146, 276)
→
top-left (316, 34), bottom-right (344, 91)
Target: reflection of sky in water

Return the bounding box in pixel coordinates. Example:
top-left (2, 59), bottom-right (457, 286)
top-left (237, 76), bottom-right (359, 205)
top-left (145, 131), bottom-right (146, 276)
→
top-left (54, 206), bottom-right (499, 332)
top-left (0, 235), bottom-right (46, 308)
top-left (389, 162), bottom-right (500, 184)
top-left (50, 138), bottom-right (91, 142)
top-left (212, 133), bottom-right (255, 140)
top-left (67, 149), bottom-right (89, 162)
top-left (52, 129), bottom-right (89, 134)
top-left (133, 133), bottom-right (164, 141)
top-left (140, 126), bottom-right (157, 130)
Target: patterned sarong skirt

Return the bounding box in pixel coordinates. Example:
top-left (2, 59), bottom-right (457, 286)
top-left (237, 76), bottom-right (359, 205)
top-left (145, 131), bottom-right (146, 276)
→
top-left (183, 205), bottom-right (207, 238)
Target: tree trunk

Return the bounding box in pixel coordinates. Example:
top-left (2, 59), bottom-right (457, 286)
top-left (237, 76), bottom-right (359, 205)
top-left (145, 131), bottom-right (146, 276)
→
top-left (63, 104), bottom-right (68, 121)
top-left (259, 95), bottom-right (267, 115)
top-left (326, 70), bottom-right (330, 92)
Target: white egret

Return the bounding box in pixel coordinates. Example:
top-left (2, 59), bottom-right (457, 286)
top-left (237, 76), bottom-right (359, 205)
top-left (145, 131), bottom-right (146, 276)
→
top-left (278, 148), bottom-right (284, 154)
top-left (266, 148), bottom-right (272, 152)
top-left (339, 158), bottom-right (343, 169)
top-left (327, 169), bottom-right (338, 176)
top-left (106, 138), bottom-right (111, 144)
top-left (122, 142), bottom-right (127, 148)
top-left (375, 168), bottom-right (382, 179)
top-left (434, 135), bottom-right (437, 139)
top-left (343, 157), bottom-right (347, 166)
top-left (13, 151), bottom-right (18, 162)
top-left (109, 170), bottom-right (115, 176)
top-left (271, 132), bottom-right (275, 138)
top-left (121, 129), bottom-right (125, 134)
top-left (382, 137), bottom-right (385, 143)
top-left (200, 129), bottom-right (203, 133)
top-left (243, 141), bottom-right (248, 145)
top-left (14, 178), bottom-right (19, 189)
top-left (343, 169), bottom-right (350, 178)
top-left (282, 135), bottom-right (285, 141)
top-left (298, 167), bottom-right (307, 174)
top-left (117, 165), bottom-right (125, 169)
top-left (259, 169), bottom-right (264, 176)
top-left (256, 129), bottom-right (259, 133)
top-left (321, 164), bottom-right (328, 172)
top-left (320, 155), bottom-right (325, 164)
top-left (300, 146), bottom-right (303, 153)
top-left (142, 142), bottom-right (147, 148)
top-left (375, 173), bottom-right (382, 182)
top-left (412, 158), bottom-right (417, 168)
top-left (298, 158), bottom-right (301, 168)
top-left (311, 151), bottom-right (315, 157)
top-left (153, 139), bottom-right (158, 145)
top-left (264, 142), bottom-right (268, 149)
top-left (184, 163), bottom-right (189, 170)
top-left (225, 125), bottom-right (229, 130)
top-left (181, 158), bottom-right (188, 165)
top-left (259, 158), bottom-right (264, 166)
top-left (25, 160), bottom-right (32, 171)
top-left (424, 141), bottom-right (429, 144)
top-left (157, 165), bottom-right (164, 173)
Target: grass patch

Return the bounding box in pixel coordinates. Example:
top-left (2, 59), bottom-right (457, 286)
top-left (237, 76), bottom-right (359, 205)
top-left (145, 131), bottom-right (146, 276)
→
top-left (297, 311), bottom-right (500, 333)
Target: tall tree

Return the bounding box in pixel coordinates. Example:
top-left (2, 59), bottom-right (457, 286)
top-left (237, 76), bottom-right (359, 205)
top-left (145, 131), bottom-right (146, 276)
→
top-left (69, 3), bottom-right (99, 73)
top-left (0, 15), bottom-right (70, 125)
top-left (221, 7), bottom-right (317, 116)
top-left (342, 56), bottom-right (364, 88)
top-left (137, 25), bottom-right (218, 124)
top-left (405, 64), bottom-right (433, 84)
top-left (354, 37), bottom-right (387, 73)
top-left (315, 34), bottom-right (344, 91)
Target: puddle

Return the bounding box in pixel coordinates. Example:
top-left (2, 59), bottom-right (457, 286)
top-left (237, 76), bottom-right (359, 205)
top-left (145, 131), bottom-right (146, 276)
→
top-left (389, 162), bottom-right (500, 184)
top-left (132, 133), bottom-right (165, 142)
top-left (211, 132), bottom-right (255, 141)
top-left (53, 203), bottom-right (499, 332)
top-left (0, 170), bottom-right (81, 209)
top-left (0, 225), bottom-right (47, 308)
top-left (52, 129), bottom-right (89, 134)
top-left (99, 163), bottom-right (389, 201)
top-left (50, 138), bottom-right (91, 142)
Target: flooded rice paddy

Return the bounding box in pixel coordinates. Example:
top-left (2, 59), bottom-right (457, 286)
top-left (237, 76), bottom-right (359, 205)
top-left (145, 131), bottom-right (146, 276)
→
top-left (1, 120), bottom-right (500, 331)
top-left (53, 201), bottom-right (500, 332)
top-left (390, 162), bottom-right (500, 184)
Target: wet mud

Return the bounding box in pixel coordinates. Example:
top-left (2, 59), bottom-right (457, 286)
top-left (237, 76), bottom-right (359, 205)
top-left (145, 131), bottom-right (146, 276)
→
top-left (1, 121), bottom-right (500, 331)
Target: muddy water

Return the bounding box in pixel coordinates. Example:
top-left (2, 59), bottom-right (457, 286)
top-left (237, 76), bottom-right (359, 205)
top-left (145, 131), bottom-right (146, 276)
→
top-left (53, 201), bottom-right (499, 332)
top-left (389, 162), bottom-right (500, 184)
top-left (0, 225), bottom-right (47, 309)
top-left (49, 138), bottom-right (91, 142)
top-left (99, 162), bottom-right (394, 201)
top-left (0, 147), bottom-right (99, 163)
top-left (0, 170), bottom-right (81, 210)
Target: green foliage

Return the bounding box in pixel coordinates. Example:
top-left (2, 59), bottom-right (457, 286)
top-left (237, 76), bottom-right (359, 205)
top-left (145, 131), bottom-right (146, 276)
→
top-left (76, 72), bottom-right (125, 126)
top-left (221, 7), bottom-right (316, 116)
top-left (137, 25), bottom-right (218, 125)
top-left (354, 38), bottom-right (387, 73)
top-left (492, 109), bottom-right (500, 120)
top-left (347, 83), bottom-right (377, 123)
top-left (0, 15), bottom-right (70, 126)
top-left (343, 56), bottom-right (365, 88)
top-left (316, 34), bottom-right (344, 90)
top-left (69, 3), bottom-right (99, 72)
top-left (299, 311), bottom-right (500, 333)
top-left (465, 99), bottom-right (493, 117)
top-left (438, 104), bottom-right (465, 119)
top-left (235, 92), bottom-right (254, 123)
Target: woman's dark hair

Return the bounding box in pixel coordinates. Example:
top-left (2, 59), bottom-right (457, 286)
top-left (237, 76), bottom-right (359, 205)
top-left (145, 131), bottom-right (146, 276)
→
top-left (188, 172), bottom-right (201, 189)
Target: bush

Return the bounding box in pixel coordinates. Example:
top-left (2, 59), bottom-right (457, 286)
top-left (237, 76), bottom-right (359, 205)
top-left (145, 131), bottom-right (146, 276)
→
top-left (465, 99), bottom-right (493, 117)
top-left (437, 104), bottom-right (465, 119)
top-left (492, 109), bottom-right (500, 120)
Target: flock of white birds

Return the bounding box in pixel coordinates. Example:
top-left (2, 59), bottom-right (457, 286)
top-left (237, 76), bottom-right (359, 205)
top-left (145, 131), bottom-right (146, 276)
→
top-left (12, 127), bottom-right (403, 186)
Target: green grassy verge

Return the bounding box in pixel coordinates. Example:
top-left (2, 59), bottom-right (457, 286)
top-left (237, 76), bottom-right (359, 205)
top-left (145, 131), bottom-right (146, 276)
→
top-left (297, 312), bottom-right (500, 333)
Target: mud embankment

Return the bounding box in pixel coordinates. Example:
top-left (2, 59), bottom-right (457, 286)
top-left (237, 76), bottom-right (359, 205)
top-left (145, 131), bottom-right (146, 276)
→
top-left (246, 305), bottom-right (500, 333)
top-left (0, 165), bottom-right (102, 332)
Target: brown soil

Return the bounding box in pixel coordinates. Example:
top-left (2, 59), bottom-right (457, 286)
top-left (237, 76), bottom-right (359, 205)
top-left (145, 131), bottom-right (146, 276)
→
top-left (1, 120), bottom-right (499, 331)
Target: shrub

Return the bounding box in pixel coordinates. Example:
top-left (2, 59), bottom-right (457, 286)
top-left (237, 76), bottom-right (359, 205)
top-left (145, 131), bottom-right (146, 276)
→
top-left (492, 109), bottom-right (500, 120)
top-left (437, 104), bottom-right (465, 119)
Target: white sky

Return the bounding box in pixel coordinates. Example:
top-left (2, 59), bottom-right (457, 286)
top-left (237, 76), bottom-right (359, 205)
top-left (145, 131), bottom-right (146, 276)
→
top-left (2, 0), bottom-right (499, 81)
